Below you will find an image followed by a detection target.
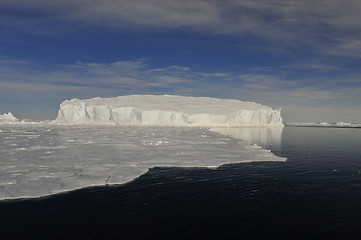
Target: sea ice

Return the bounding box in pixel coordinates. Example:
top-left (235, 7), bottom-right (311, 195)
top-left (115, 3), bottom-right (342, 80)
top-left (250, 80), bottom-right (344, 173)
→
top-left (0, 124), bottom-right (286, 200)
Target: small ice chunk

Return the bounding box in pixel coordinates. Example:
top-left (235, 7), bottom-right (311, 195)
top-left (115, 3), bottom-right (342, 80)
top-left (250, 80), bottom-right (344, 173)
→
top-left (0, 112), bottom-right (19, 123)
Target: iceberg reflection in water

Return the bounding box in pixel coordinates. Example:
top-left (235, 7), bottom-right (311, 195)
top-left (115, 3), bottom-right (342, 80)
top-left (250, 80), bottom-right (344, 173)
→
top-left (210, 127), bottom-right (283, 151)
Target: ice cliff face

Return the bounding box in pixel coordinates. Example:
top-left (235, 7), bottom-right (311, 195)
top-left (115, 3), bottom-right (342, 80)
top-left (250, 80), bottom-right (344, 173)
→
top-left (55, 95), bottom-right (284, 127)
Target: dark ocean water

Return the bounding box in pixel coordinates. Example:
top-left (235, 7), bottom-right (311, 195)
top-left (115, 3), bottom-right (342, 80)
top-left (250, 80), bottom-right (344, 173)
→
top-left (1, 127), bottom-right (361, 240)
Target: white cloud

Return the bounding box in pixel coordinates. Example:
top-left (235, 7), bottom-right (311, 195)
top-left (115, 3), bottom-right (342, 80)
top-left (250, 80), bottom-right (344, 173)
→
top-left (2, 0), bottom-right (361, 37)
top-left (0, 59), bottom-right (29, 64)
top-left (238, 73), bottom-right (297, 89)
top-left (287, 89), bottom-right (335, 101)
top-left (285, 63), bottom-right (341, 71)
top-left (155, 76), bottom-right (192, 84)
top-left (0, 80), bottom-right (89, 97)
top-left (195, 72), bottom-right (229, 78)
top-left (1, 0), bottom-right (361, 59)
top-left (0, 59), bottom-right (202, 98)
top-left (324, 39), bottom-right (361, 58)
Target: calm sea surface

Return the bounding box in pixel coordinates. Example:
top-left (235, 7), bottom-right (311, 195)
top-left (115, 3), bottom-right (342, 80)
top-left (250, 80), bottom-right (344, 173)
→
top-left (1, 126), bottom-right (361, 240)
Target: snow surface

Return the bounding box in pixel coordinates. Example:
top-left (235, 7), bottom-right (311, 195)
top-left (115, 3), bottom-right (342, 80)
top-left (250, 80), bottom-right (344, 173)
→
top-left (0, 112), bottom-right (19, 123)
top-left (0, 124), bottom-right (285, 200)
top-left (54, 95), bottom-right (284, 127)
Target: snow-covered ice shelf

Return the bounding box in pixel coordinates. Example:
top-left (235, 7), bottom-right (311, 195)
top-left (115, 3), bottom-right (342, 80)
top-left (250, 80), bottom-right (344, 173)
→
top-left (54, 95), bottom-right (284, 127)
top-left (0, 125), bottom-right (285, 200)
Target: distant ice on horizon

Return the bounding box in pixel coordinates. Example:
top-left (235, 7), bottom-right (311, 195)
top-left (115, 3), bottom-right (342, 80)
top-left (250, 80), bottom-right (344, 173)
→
top-left (286, 122), bottom-right (361, 128)
top-left (0, 112), bottom-right (19, 123)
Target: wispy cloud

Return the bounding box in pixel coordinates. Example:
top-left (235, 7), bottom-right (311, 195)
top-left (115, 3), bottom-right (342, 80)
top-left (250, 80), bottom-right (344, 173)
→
top-left (324, 39), bottom-right (361, 58)
top-left (155, 76), bottom-right (192, 84)
top-left (1, 0), bottom-right (361, 58)
top-left (0, 59), bottom-right (29, 64)
top-left (0, 59), bottom-right (211, 99)
top-left (1, 58), bottom-right (359, 106)
top-left (285, 63), bottom-right (341, 72)
top-left (238, 73), bottom-right (297, 90)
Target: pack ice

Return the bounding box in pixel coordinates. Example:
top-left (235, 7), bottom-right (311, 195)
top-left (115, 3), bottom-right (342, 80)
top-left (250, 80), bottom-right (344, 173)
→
top-left (54, 95), bottom-right (283, 127)
top-left (0, 125), bottom-right (285, 200)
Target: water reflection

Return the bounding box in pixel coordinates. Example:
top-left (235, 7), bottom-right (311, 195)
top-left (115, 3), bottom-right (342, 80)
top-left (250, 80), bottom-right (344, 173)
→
top-left (210, 127), bottom-right (283, 151)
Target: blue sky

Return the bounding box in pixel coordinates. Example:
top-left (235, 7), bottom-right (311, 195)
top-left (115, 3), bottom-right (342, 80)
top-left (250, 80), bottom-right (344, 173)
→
top-left (1, 0), bottom-right (361, 122)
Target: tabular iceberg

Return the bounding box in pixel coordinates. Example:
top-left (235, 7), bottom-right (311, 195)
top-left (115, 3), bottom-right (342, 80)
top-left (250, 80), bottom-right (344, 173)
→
top-left (55, 95), bottom-right (283, 127)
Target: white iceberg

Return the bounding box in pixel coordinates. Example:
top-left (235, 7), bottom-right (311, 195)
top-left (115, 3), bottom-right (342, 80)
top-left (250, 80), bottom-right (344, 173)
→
top-left (54, 95), bottom-right (284, 127)
top-left (336, 122), bottom-right (352, 127)
top-left (0, 112), bottom-right (19, 123)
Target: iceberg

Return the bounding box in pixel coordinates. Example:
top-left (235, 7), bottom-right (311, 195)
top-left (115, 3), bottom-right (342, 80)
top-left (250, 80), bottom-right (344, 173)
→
top-left (0, 112), bottom-right (19, 123)
top-left (54, 95), bottom-right (284, 127)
